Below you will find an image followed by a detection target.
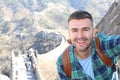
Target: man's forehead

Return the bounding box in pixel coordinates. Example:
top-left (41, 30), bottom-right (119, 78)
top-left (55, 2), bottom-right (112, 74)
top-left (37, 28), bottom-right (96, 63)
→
top-left (68, 19), bottom-right (93, 28)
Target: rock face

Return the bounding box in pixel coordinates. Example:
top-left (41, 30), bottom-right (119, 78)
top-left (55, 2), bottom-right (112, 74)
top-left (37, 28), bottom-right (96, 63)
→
top-left (29, 31), bottom-right (62, 54)
top-left (96, 0), bottom-right (120, 35)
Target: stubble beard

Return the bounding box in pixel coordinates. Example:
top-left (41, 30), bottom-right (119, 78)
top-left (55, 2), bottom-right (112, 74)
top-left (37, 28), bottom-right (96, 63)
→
top-left (75, 39), bottom-right (92, 53)
top-left (79, 42), bottom-right (92, 52)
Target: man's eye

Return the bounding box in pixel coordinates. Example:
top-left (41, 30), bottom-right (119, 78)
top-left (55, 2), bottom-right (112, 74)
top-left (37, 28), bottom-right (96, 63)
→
top-left (83, 28), bottom-right (90, 31)
top-left (71, 29), bottom-right (77, 32)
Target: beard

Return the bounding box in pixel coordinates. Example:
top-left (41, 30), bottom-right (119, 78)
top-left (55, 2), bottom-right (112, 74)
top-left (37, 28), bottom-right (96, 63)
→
top-left (78, 42), bottom-right (92, 52)
top-left (74, 37), bottom-right (92, 52)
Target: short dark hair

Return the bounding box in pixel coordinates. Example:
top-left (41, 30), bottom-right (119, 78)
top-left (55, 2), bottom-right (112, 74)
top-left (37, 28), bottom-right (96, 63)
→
top-left (68, 10), bottom-right (93, 23)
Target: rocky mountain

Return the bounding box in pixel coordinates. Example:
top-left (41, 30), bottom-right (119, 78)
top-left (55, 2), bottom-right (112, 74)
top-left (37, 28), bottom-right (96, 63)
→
top-left (0, 0), bottom-right (116, 35)
top-left (28, 31), bottom-right (62, 54)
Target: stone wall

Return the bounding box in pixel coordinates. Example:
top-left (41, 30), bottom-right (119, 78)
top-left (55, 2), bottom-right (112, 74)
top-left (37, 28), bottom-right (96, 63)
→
top-left (96, 0), bottom-right (120, 35)
top-left (31, 52), bottom-right (43, 80)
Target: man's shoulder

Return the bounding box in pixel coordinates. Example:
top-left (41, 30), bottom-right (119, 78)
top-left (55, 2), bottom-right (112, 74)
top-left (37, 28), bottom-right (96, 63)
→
top-left (97, 32), bottom-right (120, 40)
top-left (56, 45), bottom-right (70, 65)
top-left (56, 53), bottom-right (63, 65)
top-left (56, 44), bottom-right (73, 65)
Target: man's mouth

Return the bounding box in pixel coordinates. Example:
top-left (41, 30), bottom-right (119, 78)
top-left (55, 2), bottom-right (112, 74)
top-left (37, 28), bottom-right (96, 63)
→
top-left (76, 40), bottom-right (86, 45)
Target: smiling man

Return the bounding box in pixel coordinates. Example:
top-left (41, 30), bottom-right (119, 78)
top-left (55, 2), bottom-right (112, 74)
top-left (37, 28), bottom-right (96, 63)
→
top-left (68, 17), bottom-right (93, 59)
top-left (56, 10), bottom-right (120, 80)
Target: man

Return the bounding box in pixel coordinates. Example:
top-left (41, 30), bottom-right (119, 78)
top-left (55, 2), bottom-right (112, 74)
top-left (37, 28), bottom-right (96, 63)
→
top-left (56, 10), bottom-right (120, 80)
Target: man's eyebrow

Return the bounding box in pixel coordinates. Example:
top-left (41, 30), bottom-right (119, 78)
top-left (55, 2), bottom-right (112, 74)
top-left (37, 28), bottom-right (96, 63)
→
top-left (71, 27), bottom-right (77, 29)
top-left (71, 27), bottom-right (90, 29)
top-left (82, 27), bottom-right (90, 29)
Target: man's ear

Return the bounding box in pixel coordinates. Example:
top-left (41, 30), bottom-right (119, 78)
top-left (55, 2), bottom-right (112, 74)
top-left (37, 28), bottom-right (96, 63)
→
top-left (93, 28), bottom-right (98, 38)
top-left (67, 39), bottom-right (72, 44)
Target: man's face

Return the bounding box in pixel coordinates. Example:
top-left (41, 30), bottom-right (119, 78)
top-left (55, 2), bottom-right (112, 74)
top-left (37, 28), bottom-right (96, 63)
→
top-left (68, 18), bottom-right (93, 52)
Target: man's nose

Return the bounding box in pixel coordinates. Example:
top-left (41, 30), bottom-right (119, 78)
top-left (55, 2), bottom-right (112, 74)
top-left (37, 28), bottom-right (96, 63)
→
top-left (77, 31), bottom-right (83, 38)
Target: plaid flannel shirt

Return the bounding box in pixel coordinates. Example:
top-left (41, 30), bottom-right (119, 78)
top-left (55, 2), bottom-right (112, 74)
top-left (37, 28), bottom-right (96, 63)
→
top-left (56, 33), bottom-right (120, 80)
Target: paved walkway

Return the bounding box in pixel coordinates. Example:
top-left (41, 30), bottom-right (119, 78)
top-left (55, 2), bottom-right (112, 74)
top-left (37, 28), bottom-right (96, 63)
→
top-left (14, 56), bottom-right (37, 80)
